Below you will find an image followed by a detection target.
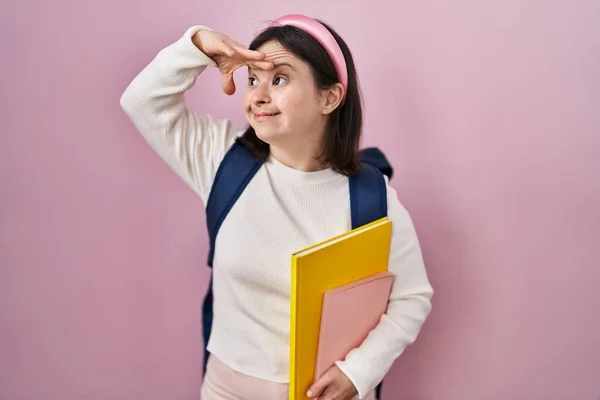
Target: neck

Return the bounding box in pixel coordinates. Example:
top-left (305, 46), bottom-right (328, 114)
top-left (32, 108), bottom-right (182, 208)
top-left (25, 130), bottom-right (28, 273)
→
top-left (269, 144), bottom-right (327, 172)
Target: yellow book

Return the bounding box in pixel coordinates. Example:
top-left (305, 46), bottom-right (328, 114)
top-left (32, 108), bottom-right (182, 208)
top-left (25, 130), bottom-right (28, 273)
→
top-left (288, 217), bottom-right (392, 400)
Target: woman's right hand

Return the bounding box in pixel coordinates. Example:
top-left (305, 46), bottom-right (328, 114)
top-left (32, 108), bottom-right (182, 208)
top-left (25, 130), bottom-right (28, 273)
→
top-left (192, 29), bottom-right (274, 95)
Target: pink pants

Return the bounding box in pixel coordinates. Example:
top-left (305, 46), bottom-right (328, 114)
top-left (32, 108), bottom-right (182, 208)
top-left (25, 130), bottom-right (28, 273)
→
top-left (200, 355), bottom-right (376, 400)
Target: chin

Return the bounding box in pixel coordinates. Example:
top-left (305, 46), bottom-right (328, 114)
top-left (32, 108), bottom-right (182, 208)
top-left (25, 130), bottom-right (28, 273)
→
top-left (252, 126), bottom-right (283, 145)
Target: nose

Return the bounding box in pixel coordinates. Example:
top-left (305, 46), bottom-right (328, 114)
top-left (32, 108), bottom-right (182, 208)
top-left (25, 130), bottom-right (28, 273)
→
top-left (251, 81), bottom-right (271, 105)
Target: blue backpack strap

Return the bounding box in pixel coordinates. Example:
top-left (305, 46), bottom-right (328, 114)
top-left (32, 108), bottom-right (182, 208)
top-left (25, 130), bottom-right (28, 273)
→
top-left (359, 147), bottom-right (393, 180)
top-left (200, 276), bottom-right (214, 375)
top-left (350, 151), bottom-right (389, 229)
top-left (201, 142), bottom-right (263, 375)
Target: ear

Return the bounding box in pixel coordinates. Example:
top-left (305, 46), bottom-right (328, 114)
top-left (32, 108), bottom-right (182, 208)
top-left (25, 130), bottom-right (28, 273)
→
top-left (321, 83), bottom-right (345, 115)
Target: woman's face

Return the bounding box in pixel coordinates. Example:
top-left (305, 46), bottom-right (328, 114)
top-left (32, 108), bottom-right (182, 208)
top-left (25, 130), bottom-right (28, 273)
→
top-left (242, 40), bottom-right (328, 148)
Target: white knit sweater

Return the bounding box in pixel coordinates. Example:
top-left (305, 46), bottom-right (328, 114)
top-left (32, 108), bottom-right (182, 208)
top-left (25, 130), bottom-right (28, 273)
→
top-left (120, 25), bottom-right (434, 399)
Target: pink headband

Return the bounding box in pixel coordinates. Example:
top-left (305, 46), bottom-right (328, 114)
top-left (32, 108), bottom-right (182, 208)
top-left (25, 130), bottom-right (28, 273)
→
top-left (269, 14), bottom-right (348, 96)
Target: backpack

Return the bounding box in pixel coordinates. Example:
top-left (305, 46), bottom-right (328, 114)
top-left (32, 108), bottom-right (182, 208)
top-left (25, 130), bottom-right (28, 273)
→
top-left (201, 142), bottom-right (393, 399)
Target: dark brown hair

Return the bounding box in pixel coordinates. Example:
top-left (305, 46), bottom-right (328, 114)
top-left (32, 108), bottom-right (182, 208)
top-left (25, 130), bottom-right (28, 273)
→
top-left (235, 20), bottom-right (363, 175)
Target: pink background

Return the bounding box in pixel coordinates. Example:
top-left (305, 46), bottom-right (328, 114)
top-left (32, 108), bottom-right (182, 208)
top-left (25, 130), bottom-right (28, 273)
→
top-left (1, 0), bottom-right (599, 398)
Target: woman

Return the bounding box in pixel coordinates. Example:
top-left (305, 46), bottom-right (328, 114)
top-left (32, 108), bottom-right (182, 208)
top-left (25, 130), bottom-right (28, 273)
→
top-left (120, 14), bottom-right (434, 400)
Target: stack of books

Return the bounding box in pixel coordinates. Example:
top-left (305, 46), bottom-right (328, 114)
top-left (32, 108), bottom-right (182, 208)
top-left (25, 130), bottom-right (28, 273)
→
top-left (288, 217), bottom-right (394, 399)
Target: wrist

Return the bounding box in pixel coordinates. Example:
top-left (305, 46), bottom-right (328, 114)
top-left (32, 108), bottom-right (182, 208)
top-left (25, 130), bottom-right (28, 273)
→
top-left (191, 29), bottom-right (216, 57)
top-left (191, 30), bottom-right (206, 53)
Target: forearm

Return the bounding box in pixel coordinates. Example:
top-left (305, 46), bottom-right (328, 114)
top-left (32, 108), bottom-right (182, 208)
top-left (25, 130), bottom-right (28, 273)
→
top-left (120, 25), bottom-right (237, 201)
top-left (336, 185), bottom-right (434, 398)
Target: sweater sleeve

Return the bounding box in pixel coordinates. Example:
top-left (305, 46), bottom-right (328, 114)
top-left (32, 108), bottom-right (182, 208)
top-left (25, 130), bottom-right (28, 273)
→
top-left (120, 25), bottom-right (243, 204)
top-left (335, 178), bottom-right (434, 398)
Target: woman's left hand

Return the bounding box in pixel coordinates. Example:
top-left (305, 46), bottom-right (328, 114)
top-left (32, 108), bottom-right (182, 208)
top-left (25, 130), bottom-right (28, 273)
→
top-left (306, 365), bottom-right (358, 400)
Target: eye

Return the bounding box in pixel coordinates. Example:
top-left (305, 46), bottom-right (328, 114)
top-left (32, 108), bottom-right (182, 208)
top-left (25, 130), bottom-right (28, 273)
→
top-left (273, 76), bottom-right (288, 85)
top-left (248, 77), bottom-right (258, 86)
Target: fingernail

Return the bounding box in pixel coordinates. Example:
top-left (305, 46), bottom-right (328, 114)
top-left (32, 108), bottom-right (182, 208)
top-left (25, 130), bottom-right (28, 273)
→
top-left (306, 390), bottom-right (313, 397)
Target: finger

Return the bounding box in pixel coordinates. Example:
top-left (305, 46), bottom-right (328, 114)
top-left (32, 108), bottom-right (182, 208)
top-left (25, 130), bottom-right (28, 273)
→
top-left (232, 39), bottom-right (247, 48)
top-left (233, 45), bottom-right (267, 61)
top-left (226, 39), bottom-right (250, 54)
top-left (306, 375), bottom-right (330, 398)
top-left (218, 40), bottom-right (235, 57)
top-left (221, 72), bottom-right (236, 95)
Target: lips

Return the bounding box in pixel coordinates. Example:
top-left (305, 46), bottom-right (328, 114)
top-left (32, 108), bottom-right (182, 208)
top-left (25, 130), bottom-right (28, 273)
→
top-left (253, 111), bottom-right (281, 121)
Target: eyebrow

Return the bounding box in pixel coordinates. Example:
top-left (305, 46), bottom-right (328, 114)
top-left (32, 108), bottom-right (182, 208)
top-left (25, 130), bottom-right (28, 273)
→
top-left (248, 62), bottom-right (295, 74)
top-left (273, 62), bottom-right (295, 70)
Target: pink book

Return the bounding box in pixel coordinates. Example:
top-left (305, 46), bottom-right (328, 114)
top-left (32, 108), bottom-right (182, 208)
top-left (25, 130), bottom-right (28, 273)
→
top-left (314, 271), bottom-right (395, 379)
